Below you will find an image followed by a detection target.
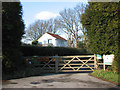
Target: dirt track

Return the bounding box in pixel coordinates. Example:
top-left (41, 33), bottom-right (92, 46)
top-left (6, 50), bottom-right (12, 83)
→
top-left (2, 73), bottom-right (119, 88)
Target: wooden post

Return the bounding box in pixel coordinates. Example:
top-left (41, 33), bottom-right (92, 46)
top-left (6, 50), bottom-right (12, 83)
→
top-left (55, 56), bottom-right (59, 73)
top-left (104, 64), bottom-right (105, 71)
top-left (94, 54), bottom-right (97, 69)
top-left (103, 55), bottom-right (105, 71)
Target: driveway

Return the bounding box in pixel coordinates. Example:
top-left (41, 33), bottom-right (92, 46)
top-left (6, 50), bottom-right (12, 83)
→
top-left (2, 73), bottom-right (119, 88)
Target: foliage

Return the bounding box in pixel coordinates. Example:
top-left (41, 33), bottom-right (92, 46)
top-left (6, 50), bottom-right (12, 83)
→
top-left (32, 40), bottom-right (38, 45)
top-left (2, 65), bottom-right (53, 80)
top-left (112, 53), bottom-right (120, 73)
top-left (77, 41), bottom-right (85, 49)
top-left (2, 2), bottom-right (25, 74)
top-left (106, 66), bottom-right (113, 72)
top-left (81, 2), bottom-right (119, 73)
top-left (20, 45), bottom-right (89, 56)
top-left (91, 69), bottom-right (120, 84)
top-left (81, 2), bottom-right (119, 55)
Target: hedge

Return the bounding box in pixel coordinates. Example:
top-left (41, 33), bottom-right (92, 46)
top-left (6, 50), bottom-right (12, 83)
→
top-left (20, 45), bottom-right (91, 56)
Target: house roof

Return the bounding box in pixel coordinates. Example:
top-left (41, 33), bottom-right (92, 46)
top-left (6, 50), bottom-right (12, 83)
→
top-left (46, 32), bottom-right (66, 41)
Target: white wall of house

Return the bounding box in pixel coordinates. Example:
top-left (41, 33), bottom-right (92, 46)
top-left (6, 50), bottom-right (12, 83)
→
top-left (37, 33), bottom-right (67, 47)
top-left (37, 33), bottom-right (56, 46)
top-left (56, 39), bottom-right (67, 47)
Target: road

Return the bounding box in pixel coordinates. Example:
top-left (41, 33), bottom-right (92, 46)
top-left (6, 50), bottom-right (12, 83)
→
top-left (2, 73), bottom-right (120, 88)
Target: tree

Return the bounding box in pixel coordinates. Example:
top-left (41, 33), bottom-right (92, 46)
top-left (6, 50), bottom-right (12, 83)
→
top-left (24, 19), bottom-right (58, 42)
top-left (55, 3), bottom-right (86, 48)
top-left (81, 2), bottom-right (118, 54)
top-left (2, 2), bottom-right (25, 74)
top-left (81, 2), bottom-right (119, 72)
top-left (74, 3), bottom-right (87, 43)
top-left (24, 20), bottom-right (45, 41)
top-left (47, 18), bottom-right (59, 34)
top-left (59, 8), bottom-right (81, 48)
top-left (77, 41), bottom-right (85, 49)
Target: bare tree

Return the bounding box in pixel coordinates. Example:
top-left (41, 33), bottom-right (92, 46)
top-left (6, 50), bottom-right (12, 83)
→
top-left (47, 18), bottom-right (58, 34)
top-left (23, 3), bottom-right (86, 46)
top-left (24, 20), bottom-right (45, 41)
top-left (24, 19), bottom-right (58, 42)
top-left (58, 8), bottom-right (80, 48)
top-left (55, 3), bottom-right (86, 48)
top-left (54, 16), bottom-right (72, 47)
top-left (74, 3), bottom-right (87, 43)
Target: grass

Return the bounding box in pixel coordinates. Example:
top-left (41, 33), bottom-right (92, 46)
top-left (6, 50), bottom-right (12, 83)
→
top-left (90, 69), bottom-right (120, 84)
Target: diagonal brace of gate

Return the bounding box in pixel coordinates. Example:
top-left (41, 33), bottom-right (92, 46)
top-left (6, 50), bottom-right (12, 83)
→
top-left (63, 60), bottom-right (76, 71)
top-left (76, 57), bottom-right (94, 71)
top-left (60, 57), bottom-right (75, 70)
top-left (41, 59), bottom-right (53, 70)
top-left (60, 57), bottom-right (94, 71)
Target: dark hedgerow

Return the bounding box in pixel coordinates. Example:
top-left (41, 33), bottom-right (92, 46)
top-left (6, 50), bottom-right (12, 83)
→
top-left (20, 45), bottom-right (90, 56)
top-left (2, 46), bottom-right (91, 80)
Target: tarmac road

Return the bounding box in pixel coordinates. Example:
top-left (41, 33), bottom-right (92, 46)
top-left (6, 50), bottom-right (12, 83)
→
top-left (2, 73), bottom-right (120, 88)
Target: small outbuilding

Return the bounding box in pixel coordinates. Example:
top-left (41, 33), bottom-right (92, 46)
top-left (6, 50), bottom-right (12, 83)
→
top-left (37, 32), bottom-right (67, 47)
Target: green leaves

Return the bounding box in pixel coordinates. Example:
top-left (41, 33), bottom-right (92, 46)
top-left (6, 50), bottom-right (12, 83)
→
top-left (81, 2), bottom-right (120, 73)
top-left (81, 2), bottom-right (119, 55)
top-left (91, 69), bottom-right (120, 83)
top-left (32, 40), bottom-right (38, 45)
top-left (2, 2), bottom-right (25, 74)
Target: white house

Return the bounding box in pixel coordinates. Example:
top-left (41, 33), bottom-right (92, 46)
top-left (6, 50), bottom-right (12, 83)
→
top-left (37, 32), bottom-right (67, 47)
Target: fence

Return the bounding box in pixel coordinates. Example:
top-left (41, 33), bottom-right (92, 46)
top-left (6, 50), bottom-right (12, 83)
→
top-left (26, 54), bottom-right (97, 73)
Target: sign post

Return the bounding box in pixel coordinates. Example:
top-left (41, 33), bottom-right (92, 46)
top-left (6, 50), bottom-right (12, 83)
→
top-left (103, 54), bottom-right (114, 70)
top-left (96, 54), bottom-right (102, 60)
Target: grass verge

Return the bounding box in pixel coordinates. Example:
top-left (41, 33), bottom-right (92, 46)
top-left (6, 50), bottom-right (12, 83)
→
top-left (90, 69), bottom-right (120, 85)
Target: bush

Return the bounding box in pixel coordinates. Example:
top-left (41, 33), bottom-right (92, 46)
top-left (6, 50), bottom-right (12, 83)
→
top-left (112, 54), bottom-right (120, 73)
top-left (106, 66), bottom-right (113, 72)
top-left (20, 45), bottom-right (90, 56)
top-left (2, 48), bottom-right (26, 74)
top-left (32, 40), bottom-right (38, 45)
top-left (77, 41), bottom-right (85, 49)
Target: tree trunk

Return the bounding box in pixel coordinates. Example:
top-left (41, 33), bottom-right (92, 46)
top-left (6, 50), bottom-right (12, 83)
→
top-left (83, 35), bottom-right (86, 43)
top-left (67, 38), bottom-right (71, 47)
top-left (75, 39), bottom-right (78, 48)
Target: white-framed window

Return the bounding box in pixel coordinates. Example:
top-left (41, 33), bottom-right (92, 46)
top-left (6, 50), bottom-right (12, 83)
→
top-left (48, 39), bottom-right (52, 44)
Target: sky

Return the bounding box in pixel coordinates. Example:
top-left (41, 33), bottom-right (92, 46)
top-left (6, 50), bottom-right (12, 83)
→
top-left (21, 1), bottom-right (88, 28)
top-left (20, 1), bottom-right (88, 43)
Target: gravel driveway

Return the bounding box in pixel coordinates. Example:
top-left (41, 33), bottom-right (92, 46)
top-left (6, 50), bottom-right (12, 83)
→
top-left (2, 73), bottom-right (119, 88)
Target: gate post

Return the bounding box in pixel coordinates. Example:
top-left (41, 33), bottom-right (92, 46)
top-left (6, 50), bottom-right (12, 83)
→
top-left (55, 56), bottom-right (59, 73)
top-left (94, 54), bottom-right (97, 69)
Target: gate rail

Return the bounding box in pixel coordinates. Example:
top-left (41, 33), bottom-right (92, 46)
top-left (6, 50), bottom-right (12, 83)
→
top-left (56, 54), bottom-right (97, 73)
top-left (26, 54), bottom-right (97, 73)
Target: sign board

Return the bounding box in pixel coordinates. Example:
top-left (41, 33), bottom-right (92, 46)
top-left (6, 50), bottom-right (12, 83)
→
top-left (103, 54), bottom-right (114, 65)
top-left (97, 54), bottom-right (102, 59)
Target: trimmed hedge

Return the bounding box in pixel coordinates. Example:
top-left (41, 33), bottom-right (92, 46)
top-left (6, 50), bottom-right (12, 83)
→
top-left (21, 45), bottom-right (90, 56)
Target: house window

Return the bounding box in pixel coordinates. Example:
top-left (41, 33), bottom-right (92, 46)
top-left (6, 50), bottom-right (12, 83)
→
top-left (44, 40), bottom-right (46, 44)
top-left (48, 39), bottom-right (52, 44)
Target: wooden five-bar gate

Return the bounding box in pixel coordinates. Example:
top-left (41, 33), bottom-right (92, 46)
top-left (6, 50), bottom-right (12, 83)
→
top-left (26, 55), bottom-right (97, 73)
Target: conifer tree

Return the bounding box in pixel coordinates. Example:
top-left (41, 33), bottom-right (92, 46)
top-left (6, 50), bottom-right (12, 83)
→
top-left (2, 2), bottom-right (25, 74)
top-left (81, 2), bottom-right (119, 72)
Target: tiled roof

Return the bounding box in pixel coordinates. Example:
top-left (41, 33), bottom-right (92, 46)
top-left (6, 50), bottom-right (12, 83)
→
top-left (46, 32), bottom-right (66, 41)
